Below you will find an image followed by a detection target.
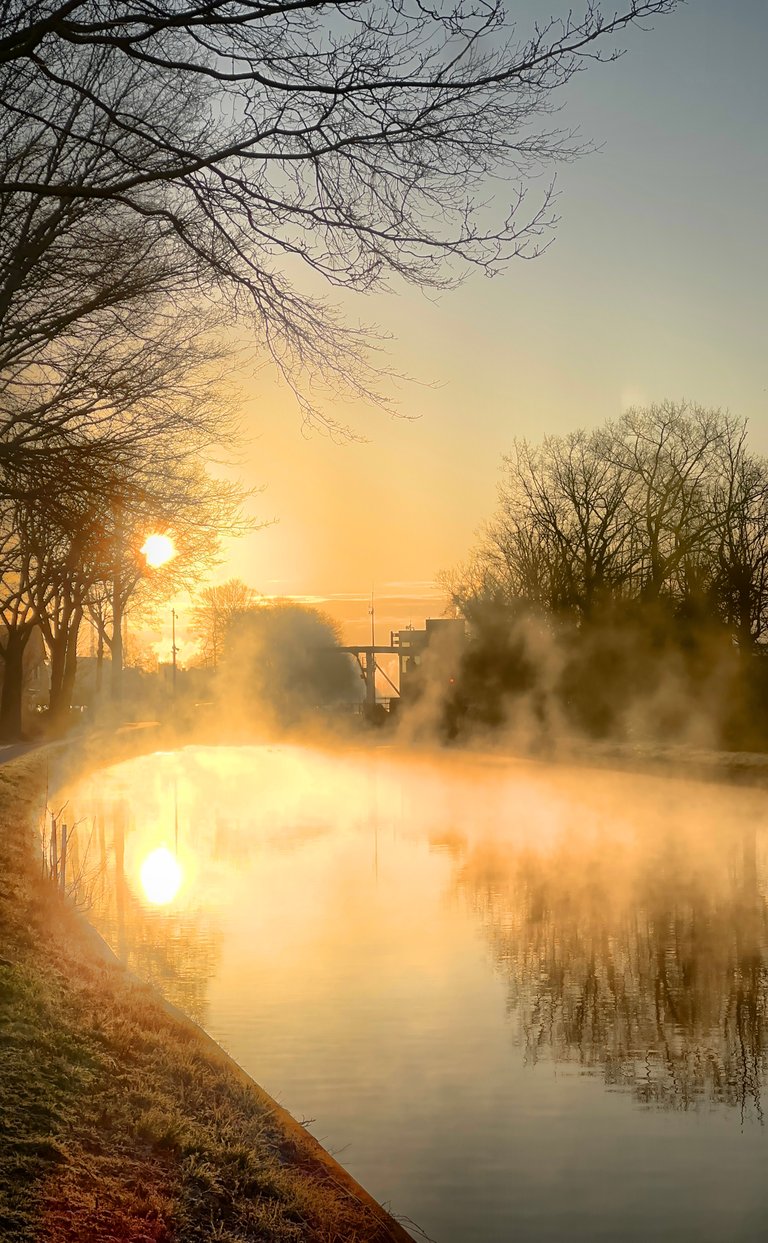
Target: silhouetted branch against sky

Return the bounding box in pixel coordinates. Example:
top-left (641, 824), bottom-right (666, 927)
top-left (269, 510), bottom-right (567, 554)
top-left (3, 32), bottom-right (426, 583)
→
top-left (0, 0), bottom-right (680, 430)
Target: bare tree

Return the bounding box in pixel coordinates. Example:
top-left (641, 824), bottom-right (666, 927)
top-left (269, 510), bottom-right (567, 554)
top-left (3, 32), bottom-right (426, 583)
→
top-left (608, 403), bottom-right (733, 605)
top-left (0, 62), bottom-right (237, 479)
top-left (0, 497), bottom-right (49, 738)
top-left (446, 405), bottom-right (768, 744)
top-left (709, 428), bottom-right (768, 650)
top-left (0, 1), bottom-right (679, 428)
top-left (0, 188), bottom-right (231, 475)
top-left (466, 405), bottom-right (763, 631)
top-left (86, 461), bottom-right (252, 699)
top-left (189, 578), bottom-right (260, 671)
top-left (0, 434), bottom-right (251, 734)
top-left (488, 430), bottom-right (634, 618)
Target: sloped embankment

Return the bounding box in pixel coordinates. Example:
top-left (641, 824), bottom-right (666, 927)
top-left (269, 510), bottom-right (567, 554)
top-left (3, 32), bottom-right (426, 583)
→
top-left (0, 747), bottom-right (414, 1243)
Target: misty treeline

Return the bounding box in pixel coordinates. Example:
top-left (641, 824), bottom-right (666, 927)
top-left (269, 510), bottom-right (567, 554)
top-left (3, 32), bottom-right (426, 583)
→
top-left (444, 404), bottom-right (768, 749)
top-left (0, 0), bottom-right (678, 738)
top-left (190, 586), bottom-right (358, 728)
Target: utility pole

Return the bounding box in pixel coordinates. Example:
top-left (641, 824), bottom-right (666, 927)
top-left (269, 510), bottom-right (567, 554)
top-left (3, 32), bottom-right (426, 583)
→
top-left (171, 608), bottom-right (178, 694)
top-left (111, 501), bottom-right (123, 702)
top-left (367, 589), bottom-right (376, 711)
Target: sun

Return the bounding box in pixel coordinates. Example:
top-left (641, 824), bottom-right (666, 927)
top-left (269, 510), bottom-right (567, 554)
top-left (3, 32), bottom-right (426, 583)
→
top-left (141, 533), bottom-right (176, 569)
top-left (140, 847), bottom-right (183, 905)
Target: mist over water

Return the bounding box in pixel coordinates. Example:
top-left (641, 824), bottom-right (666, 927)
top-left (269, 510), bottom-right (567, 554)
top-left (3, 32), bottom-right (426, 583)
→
top-left (59, 744), bottom-right (768, 1242)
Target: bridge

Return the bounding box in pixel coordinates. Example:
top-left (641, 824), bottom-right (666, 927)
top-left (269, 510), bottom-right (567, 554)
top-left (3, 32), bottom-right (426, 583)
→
top-left (337, 618), bottom-right (465, 713)
top-left (337, 644), bottom-right (400, 708)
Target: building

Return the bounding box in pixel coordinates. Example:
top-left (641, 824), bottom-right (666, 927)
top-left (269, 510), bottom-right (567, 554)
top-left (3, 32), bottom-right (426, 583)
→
top-left (393, 618), bottom-right (466, 702)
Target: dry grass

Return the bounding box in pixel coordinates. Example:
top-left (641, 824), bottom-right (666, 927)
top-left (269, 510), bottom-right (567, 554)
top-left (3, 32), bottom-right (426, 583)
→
top-left (0, 748), bottom-right (411, 1243)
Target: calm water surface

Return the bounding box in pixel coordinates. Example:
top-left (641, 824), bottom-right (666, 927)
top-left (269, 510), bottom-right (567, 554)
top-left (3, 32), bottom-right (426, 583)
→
top-left (58, 745), bottom-right (768, 1242)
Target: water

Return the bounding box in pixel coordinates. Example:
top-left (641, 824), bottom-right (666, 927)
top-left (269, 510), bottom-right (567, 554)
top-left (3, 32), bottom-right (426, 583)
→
top-left (57, 744), bottom-right (768, 1242)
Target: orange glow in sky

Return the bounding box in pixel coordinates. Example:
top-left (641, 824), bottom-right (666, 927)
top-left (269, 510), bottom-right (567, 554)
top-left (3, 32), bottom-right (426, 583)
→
top-left (215, 4), bottom-right (766, 640)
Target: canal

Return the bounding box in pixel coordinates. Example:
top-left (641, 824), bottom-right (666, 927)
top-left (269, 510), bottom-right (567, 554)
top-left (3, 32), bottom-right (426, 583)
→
top-left (57, 744), bottom-right (768, 1242)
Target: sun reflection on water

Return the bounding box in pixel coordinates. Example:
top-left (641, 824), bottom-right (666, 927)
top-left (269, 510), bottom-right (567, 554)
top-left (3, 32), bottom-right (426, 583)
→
top-left (52, 745), bottom-right (768, 1243)
top-left (140, 846), bottom-right (183, 905)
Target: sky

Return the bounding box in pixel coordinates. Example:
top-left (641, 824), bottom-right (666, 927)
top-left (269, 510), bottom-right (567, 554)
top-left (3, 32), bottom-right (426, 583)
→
top-left (204, 0), bottom-right (768, 647)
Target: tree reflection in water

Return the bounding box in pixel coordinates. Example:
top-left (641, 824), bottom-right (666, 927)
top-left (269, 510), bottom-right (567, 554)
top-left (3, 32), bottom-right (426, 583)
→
top-left (74, 795), bottom-right (222, 1026)
top-left (61, 746), bottom-right (768, 1135)
top-left (456, 816), bottom-right (768, 1120)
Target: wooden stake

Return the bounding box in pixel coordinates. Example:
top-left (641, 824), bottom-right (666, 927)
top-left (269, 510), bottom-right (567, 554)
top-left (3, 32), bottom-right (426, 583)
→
top-left (50, 816), bottom-right (58, 884)
top-left (60, 823), bottom-right (67, 894)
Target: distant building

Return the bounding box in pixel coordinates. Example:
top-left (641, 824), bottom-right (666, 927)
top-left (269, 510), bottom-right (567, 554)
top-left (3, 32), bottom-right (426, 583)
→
top-left (392, 618), bottom-right (466, 702)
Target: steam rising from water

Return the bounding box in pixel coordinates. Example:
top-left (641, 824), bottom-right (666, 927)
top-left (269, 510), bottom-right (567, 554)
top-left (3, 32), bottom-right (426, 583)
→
top-left (53, 743), bottom-right (768, 1239)
top-left (393, 608), bottom-right (768, 759)
top-left (57, 743), bottom-right (768, 1112)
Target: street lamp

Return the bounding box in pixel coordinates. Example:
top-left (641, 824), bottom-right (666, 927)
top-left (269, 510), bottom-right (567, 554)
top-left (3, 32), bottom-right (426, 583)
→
top-left (171, 607), bottom-right (178, 693)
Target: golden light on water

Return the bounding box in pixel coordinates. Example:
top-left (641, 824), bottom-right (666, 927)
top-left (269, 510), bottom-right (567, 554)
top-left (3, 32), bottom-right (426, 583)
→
top-left (140, 847), bottom-right (183, 905)
top-left (141, 533), bottom-right (176, 568)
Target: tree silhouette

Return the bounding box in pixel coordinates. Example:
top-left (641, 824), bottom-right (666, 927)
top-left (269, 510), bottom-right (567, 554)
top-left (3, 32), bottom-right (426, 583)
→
top-left (189, 579), bottom-right (260, 671)
top-left (1, 1), bottom-right (679, 429)
top-left (444, 405), bottom-right (768, 747)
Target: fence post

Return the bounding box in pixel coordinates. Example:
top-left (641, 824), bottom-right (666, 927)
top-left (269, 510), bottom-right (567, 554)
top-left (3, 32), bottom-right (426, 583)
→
top-left (59, 823), bottom-right (67, 895)
top-left (50, 815), bottom-right (58, 885)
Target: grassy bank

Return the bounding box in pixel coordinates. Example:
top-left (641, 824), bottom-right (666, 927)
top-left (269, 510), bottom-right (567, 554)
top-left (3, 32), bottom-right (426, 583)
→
top-left (0, 746), bottom-right (414, 1243)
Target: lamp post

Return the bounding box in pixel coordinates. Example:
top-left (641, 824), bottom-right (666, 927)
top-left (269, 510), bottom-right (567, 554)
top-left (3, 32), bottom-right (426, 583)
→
top-left (111, 503), bottom-right (124, 702)
top-left (171, 607), bottom-right (178, 694)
